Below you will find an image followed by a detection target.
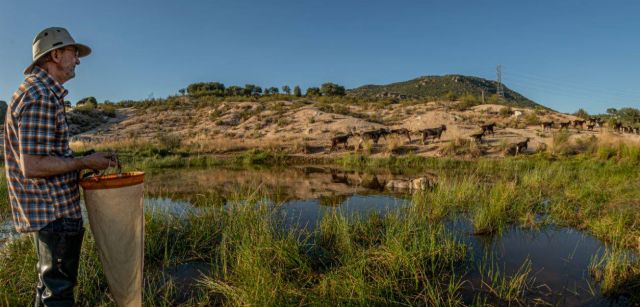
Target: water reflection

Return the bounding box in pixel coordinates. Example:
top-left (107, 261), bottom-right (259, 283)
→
top-left (144, 166), bottom-right (408, 203)
top-left (0, 165), bottom-right (636, 305)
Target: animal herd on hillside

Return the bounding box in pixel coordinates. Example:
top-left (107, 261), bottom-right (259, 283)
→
top-left (329, 116), bottom-right (639, 154)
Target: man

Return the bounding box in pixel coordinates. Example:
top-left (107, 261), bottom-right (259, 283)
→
top-left (4, 27), bottom-right (115, 306)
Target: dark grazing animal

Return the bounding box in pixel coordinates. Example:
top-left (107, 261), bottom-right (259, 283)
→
top-left (504, 137), bottom-right (530, 155)
top-left (586, 123), bottom-right (595, 131)
top-left (331, 132), bottom-right (352, 151)
top-left (515, 138), bottom-right (530, 154)
top-left (559, 121), bottom-right (571, 130)
top-left (470, 130), bottom-right (485, 143)
top-left (572, 120), bottom-right (586, 129)
top-left (480, 122), bottom-right (496, 136)
top-left (359, 128), bottom-right (390, 144)
top-left (420, 125), bottom-right (447, 145)
top-left (541, 121), bottom-right (554, 130)
top-left (613, 122), bottom-right (623, 132)
top-left (390, 128), bottom-right (411, 142)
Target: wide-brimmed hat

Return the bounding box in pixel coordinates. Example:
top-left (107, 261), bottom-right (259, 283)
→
top-left (24, 27), bottom-right (91, 75)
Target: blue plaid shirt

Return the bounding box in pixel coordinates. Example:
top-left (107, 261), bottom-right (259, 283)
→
top-left (4, 66), bottom-right (81, 233)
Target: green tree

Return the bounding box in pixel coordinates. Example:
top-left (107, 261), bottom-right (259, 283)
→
top-left (444, 91), bottom-right (458, 101)
top-left (293, 85), bottom-right (302, 97)
top-left (617, 107), bottom-right (640, 121)
top-left (244, 84), bottom-right (262, 96)
top-left (306, 87), bottom-right (321, 96)
top-left (320, 82), bottom-right (346, 96)
top-left (282, 85), bottom-right (291, 95)
top-left (268, 87), bottom-right (279, 94)
top-left (225, 86), bottom-right (244, 96)
top-left (186, 82), bottom-right (225, 96)
top-left (573, 108), bottom-right (589, 119)
top-left (178, 88), bottom-right (186, 96)
top-left (77, 96), bottom-right (98, 107)
top-left (606, 108), bottom-right (618, 115)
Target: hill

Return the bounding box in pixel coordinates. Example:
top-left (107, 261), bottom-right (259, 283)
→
top-left (348, 75), bottom-right (545, 109)
top-left (68, 97), bottom-right (634, 160)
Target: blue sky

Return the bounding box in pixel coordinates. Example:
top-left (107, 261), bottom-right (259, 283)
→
top-left (1, 0), bottom-right (639, 113)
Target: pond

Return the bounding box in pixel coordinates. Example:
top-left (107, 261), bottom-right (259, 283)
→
top-left (141, 165), bottom-right (636, 306)
top-left (1, 165), bottom-right (637, 305)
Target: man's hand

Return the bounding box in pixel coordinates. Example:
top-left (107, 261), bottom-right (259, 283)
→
top-left (81, 152), bottom-right (117, 170)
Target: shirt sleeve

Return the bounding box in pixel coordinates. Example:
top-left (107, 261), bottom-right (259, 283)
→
top-left (18, 92), bottom-right (58, 156)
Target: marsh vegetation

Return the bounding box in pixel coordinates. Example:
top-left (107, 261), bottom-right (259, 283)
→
top-left (0, 149), bottom-right (638, 305)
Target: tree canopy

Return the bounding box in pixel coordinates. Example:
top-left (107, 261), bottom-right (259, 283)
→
top-left (320, 82), bottom-right (346, 96)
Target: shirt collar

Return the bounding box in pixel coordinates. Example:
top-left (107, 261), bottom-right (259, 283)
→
top-left (30, 66), bottom-right (68, 100)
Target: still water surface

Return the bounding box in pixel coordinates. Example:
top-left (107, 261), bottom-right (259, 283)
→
top-left (1, 165), bottom-right (635, 305)
top-left (142, 166), bottom-right (635, 306)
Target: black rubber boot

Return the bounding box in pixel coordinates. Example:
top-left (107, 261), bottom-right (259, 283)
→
top-left (34, 218), bottom-right (84, 307)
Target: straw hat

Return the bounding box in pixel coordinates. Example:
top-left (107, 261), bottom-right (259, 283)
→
top-left (24, 27), bottom-right (91, 75)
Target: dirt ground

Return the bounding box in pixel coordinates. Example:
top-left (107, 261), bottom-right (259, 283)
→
top-left (70, 100), bottom-right (640, 158)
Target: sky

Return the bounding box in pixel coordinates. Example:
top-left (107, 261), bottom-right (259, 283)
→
top-left (1, 0), bottom-right (639, 113)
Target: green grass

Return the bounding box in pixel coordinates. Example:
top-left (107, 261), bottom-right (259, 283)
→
top-left (0, 152), bottom-right (639, 304)
top-left (477, 257), bottom-right (535, 303)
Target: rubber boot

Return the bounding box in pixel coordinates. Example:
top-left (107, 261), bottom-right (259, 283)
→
top-left (34, 218), bottom-right (84, 307)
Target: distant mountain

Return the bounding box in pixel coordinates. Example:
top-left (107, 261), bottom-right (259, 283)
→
top-left (348, 75), bottom-right (546, 109)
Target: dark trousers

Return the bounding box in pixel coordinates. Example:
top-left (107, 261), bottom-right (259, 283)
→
top-left (33, 218), bottom-right (84, 307)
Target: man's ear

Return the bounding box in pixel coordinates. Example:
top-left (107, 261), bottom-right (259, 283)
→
top-left (50, 49), bottom-right (63, 64)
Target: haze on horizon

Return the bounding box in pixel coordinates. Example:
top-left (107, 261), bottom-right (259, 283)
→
top-left (1, 0), bottom-right (639, 114)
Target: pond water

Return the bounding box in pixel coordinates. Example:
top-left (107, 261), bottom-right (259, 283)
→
top-left (1, 165), bottom-right (636, 305)
top-left (141, 166), bottom-right (637, 306)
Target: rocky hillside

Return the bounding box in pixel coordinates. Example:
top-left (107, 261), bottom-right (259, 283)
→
top-left (66, 97), bottom-right (638, 159)
top-left (348, 75), bottom-right (543, 109)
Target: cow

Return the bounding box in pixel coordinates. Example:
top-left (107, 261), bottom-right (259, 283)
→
top-left (586, 123), bottom-right (595, 131)
top-left (480, 122), bottom-right (496, 136)
top-left (390, 128), bottom-right (412, 142)
top-left (331, 132), bottom-right (352, 151)
top-left (559, 121), bottom-right (571, 130)
top-left (541, 121), bottom-right (554, 131)
top-left (420, 125), bottom-right (447, 145)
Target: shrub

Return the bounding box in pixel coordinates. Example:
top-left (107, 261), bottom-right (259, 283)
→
top-left (550, 132), bottom-right (599, 156)
top-left (453, 94), bottom-right (480, 111)
top-left (98, 104), bottom-right (117, 117)
top-left (157, 133), bottom-right (182, 152)
top-left (499, 106), bottom-right (513, 117)
top-left (523, 113), bottom-right (540, 126)
top-left (439, 137), bottom-right (483, 158)
top-left (550, 131), bottom-right (572, 155)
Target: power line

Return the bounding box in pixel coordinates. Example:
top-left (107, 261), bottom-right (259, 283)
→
top-left (505, 75), bottom-right (640, 103)
top-left (505, 69), bottom-right (640, 98)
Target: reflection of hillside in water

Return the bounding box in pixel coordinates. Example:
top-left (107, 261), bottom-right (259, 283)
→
top-left (145, 166), bottom-right (417, 203)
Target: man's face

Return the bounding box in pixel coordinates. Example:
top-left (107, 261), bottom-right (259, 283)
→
top-left (54, 46), bottom-right (80, 82)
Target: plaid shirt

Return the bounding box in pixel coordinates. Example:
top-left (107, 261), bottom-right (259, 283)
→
top-left (4, 66), bottom-right (81, 233)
